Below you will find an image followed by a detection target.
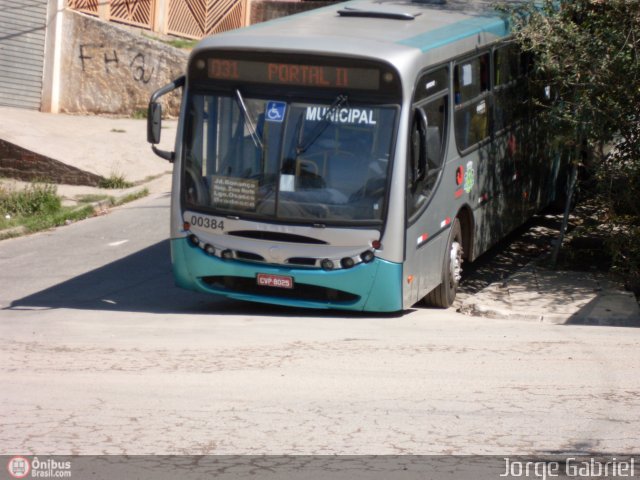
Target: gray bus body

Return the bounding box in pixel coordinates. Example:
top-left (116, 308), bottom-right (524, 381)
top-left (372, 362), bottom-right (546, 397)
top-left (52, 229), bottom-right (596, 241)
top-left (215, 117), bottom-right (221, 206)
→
top-left (149, 0), bottom-right (562, 311)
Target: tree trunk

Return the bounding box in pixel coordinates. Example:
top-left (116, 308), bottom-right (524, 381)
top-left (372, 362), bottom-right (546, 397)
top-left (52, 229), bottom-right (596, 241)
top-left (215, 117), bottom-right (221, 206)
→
top-left (550, 162), bottom-right (578, 266)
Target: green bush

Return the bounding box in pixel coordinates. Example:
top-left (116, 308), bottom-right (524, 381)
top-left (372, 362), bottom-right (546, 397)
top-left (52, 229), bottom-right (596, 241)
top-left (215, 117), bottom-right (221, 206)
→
top-left (0, 183), bottom-right (61, 216)
top-left (598, 129), bottom-right (640, 294)
top-left (606, 225), bottom-right (640, 295)
top-left (598, 129), bottom-right (640, 218)
top-left (99, 174), bottom-right (133, 189)
top-left (502, 0), bottom-right (640, 293)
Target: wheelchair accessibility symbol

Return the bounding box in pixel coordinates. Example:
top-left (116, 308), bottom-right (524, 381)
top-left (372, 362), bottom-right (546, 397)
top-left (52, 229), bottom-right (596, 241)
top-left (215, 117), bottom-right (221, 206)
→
top-left (265, 101), bottom-right (286, 123)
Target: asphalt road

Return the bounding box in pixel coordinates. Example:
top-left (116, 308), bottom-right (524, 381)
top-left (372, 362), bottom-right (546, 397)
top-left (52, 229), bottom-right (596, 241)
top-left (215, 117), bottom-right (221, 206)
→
top-left (1, 192), bottom-right (639, 455)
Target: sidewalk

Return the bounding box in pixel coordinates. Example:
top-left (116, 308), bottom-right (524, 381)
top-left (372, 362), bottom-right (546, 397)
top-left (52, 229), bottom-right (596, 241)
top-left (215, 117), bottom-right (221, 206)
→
top-left (0, 106), bottom-right (176, 203)
top-left (458, 263), bottom-right (640, 326)
top-left (1, 107), bottom-right (639, 324)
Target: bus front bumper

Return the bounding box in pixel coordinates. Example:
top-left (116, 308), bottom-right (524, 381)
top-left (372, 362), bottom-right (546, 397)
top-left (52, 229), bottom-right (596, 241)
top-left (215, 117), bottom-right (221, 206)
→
top-left (170, 237), bottom-right (403, 312)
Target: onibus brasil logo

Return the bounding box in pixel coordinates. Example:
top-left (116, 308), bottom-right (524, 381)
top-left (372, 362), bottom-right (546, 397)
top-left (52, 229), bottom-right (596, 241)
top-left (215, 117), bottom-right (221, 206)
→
top-left (7, 457), bottom-right (30, 479)
top-left (7, 456), bottom-right (72, 478)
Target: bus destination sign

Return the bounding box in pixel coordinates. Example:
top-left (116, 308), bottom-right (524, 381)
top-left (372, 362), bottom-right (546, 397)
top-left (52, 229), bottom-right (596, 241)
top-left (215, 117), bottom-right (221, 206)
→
top-left (208, 59), bottom-right (381, 90)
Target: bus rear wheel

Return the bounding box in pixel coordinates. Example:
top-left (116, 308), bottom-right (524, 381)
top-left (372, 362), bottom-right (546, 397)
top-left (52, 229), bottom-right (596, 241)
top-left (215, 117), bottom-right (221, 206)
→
top-left (425, 217), bottom-right (463, 308)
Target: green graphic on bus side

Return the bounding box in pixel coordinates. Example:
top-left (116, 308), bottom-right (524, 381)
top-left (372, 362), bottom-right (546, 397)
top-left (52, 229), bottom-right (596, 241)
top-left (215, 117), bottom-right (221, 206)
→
top-left (464, 161), bottom-right (474, 194)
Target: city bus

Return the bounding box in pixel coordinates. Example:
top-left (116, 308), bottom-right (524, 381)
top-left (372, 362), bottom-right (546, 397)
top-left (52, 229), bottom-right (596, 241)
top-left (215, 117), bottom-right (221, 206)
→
top-left (147, 0), bottom-right (563, 312)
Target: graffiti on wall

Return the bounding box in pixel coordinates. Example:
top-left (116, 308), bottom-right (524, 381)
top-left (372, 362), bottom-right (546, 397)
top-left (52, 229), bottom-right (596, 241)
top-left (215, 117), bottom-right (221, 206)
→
top-left (78, 44), bottom-right (163, 84)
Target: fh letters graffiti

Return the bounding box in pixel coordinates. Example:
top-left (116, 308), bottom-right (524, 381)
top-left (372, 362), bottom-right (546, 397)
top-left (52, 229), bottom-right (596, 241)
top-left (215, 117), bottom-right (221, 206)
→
top-left (79, 44), bottom-right (156, 83)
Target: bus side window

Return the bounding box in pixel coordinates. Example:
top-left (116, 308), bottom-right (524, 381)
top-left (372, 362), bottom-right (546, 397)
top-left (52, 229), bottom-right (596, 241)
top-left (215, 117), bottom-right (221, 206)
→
top-left (454, 53), bottom-right (490, 151)
top-left (494, 44), bottom-right (526, 132)
top-left (408, 95), bottom-right (447, 219)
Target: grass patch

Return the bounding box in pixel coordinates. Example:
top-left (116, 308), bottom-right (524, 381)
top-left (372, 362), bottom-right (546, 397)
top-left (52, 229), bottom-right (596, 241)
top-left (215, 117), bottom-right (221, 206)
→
top-left (111, 188), bottom-right (149, 207)
top-left (111, 128), bottom-right (127, 133)
top-left (142, 32), bottom-right (197, 50)
top-left (75, 193), bottom-right (110, 203)
top-left (131, 108), bottom-right (148, 119)
top-left (99, 174), bottom-right (133, 189)
top-left (76, 189), bottom-right (148, 207)
top-left (0, 183), bottom-right (60, 218)
top-left (21, 205), bottom-right (95, 233)
top-left (0, 183), bottom-right (95, 238)
top-left (163, 38), bottom-right (198, 49)
top-left (0, 183), bottom-right (150, 241)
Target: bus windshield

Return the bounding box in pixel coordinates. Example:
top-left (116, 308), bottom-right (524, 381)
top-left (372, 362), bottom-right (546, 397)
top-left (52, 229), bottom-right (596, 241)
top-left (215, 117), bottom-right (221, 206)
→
top-left (183, 93), bottom-right (397, 224)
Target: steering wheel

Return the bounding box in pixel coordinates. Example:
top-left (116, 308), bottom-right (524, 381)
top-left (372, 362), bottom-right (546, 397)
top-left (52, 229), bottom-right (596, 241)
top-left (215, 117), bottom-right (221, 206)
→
top-left (184, 165), bottom-right (208, 204)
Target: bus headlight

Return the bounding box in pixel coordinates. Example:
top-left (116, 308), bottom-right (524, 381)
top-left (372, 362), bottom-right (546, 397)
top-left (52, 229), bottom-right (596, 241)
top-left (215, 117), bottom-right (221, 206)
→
top-left (221, 249), bottom-right (233, 260)
top-left (360, 250), bottom-right (375, 263)
top-left (204, 244), bottom-right (216, 256)
top-left (321, 259), bottom-right (334, 270)
top-left (188, 234), bottom-right (200, 247)
top-left (341, 257), bottom-right (355, 269)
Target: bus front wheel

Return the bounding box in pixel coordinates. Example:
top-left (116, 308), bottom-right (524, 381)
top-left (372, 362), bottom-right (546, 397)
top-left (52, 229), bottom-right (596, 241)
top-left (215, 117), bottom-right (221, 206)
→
top-left (425, 217), bottom-right (463, 308)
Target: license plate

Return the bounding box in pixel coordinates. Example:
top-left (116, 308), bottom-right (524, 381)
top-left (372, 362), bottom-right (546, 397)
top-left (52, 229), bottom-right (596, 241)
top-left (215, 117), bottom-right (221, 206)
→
top-left (256, 273), bottom-right (294, 289)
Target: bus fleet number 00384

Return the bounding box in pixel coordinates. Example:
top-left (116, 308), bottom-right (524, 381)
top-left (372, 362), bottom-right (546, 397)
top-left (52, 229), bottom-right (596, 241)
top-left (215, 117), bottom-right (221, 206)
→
top-left (190, 215), bottom-right (225, 231)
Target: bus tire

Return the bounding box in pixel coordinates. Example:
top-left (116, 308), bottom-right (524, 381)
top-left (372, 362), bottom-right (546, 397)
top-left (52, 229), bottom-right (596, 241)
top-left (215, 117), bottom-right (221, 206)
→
top-left (425, 217), bottom-right (463, 308)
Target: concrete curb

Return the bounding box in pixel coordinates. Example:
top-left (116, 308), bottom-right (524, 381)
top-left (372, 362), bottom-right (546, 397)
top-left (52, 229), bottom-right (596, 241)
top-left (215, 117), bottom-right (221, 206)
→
top-left (458, 301), bottom-right (579, 324)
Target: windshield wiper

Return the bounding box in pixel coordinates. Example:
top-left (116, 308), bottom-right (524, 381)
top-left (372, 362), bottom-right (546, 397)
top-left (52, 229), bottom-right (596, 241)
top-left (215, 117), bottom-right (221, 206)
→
top-left (234, 89), bottom-right (263, 151)
top-left (296, 95), bottom-right (348, 155)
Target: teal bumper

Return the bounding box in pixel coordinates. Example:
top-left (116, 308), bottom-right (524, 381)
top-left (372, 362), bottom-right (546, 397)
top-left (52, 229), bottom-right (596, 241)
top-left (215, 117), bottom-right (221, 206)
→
top-left (170, 237), bottom-right (403, 312)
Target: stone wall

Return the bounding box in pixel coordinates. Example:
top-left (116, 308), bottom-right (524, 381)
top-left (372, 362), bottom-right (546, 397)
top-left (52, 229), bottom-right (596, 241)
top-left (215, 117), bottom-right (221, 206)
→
top-left (56, 4), bottom-right (340, 116)
top-left (250, 1), bottom-right (337, 24)
top-left (58, 10), bottom-right (189, 116)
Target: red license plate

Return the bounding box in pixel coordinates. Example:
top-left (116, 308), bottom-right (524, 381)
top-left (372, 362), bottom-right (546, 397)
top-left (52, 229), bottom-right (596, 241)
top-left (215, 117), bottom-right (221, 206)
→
top-left (256, 273), bottom-right (294, 289)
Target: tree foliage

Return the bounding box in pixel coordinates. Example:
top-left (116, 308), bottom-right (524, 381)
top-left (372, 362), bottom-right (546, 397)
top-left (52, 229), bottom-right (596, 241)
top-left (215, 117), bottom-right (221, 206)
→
top-left (503, 0), bottom-right (639, 148)
top-left (499, 0), bottom-right (640, 290)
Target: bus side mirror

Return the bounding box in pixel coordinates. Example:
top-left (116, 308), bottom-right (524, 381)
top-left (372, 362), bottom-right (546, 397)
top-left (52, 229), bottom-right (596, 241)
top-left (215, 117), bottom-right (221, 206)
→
top-left (147, 75), bottom-right (186, 163)
top-left (148, 102), bottom-right (162, 145)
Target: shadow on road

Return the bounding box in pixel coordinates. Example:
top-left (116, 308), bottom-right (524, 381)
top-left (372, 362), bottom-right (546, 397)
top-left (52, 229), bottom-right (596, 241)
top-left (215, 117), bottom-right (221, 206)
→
top-left (5, 240), bottom-right (405, 318)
